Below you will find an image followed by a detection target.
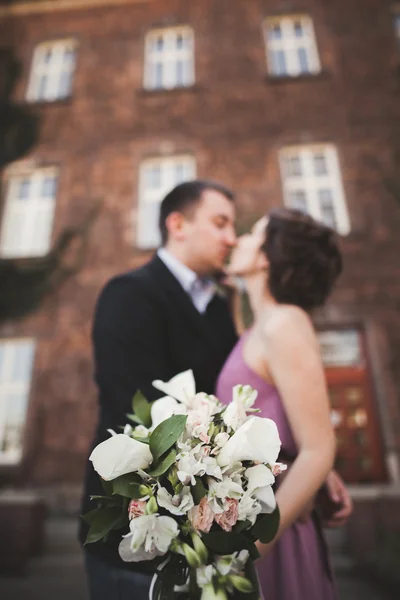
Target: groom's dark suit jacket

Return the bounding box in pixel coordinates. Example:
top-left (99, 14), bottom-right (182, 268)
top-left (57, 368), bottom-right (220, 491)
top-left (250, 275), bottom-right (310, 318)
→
top-left (79, 255), bottom-right (238, 570)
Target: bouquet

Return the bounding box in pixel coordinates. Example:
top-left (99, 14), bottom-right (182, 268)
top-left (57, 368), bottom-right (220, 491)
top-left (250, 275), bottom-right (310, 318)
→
top-left (83, 370), bottom-right (285, 600)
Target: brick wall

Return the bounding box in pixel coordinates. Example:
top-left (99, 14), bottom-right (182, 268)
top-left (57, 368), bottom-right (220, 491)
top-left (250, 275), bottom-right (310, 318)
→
top-left (1, 0), bottom-right (400, 504)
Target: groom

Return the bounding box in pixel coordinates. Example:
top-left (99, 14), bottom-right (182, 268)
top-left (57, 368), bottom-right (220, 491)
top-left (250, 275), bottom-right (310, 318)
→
top-left (79, 179), bottom-right (352, 600)
top-left (80, 180), bottom-right (239, 599)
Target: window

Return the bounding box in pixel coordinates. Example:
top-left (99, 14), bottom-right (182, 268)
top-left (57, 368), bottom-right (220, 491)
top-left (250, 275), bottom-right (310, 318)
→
top-left (0, 339), bottom-right (35, 464)
top-left (137, 155), bottom-right (196, 248)
top-left (27, 39), bottom-right (77, 102)
top-left (318, 330), bottom-right (363, 367)
top-left (395, 14), bottom-right (400, 49)
top-left (0, 166), bottom-right (59, 257)
top-left (279, 145), bottom-right (350, 234)
top-left (144, 27), bottom-right (194, 90)
top-left (264, 15), bottom-right (320, 77)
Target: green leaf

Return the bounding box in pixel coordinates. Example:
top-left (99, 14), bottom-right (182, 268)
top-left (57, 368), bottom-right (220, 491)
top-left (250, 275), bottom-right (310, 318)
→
top-left (149, 414), bottom-right (187, 462)
top-left (147, 448), bottom-right (177, 477)
top-left (84, 507), bottom-right (125, 545)
top-left (202, 531), bottom-right (259, 559)
top-left (100, 478), bottom-right (113, 496)
top-left (112, 473), bottom-right (143, 499)
top-left (191, 477), bottom-right (207, 504)
top-left (132, 389), bottom-right (152, 428)
top-left (252, 505), bottom-right (280, 544)
top-left (81, 508), bottom-right (100, 525)
top-left (232, 519), bottom-right (252, 534)
top-left (126, 413), bottom-right (144, 425)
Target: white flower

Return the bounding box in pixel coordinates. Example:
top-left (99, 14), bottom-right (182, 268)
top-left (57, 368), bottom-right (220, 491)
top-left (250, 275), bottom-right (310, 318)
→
top-left (245, 464), bottom-right (276, 514)
top-left (217, 416), bottom-right (281, 467)
top-left (207, 476), bottom-right (243, 514)
top-left (157, 486), bottom-right (194, 516)
top-left (233, 385), bottom-right (258, 409)
top-left (118, 514), bottom-right (178, 562)
top-left (152, 370), bottom-right (196, 405)
top-left (237, 492), bottom-right (262, 525)
top-left (89, 434), bottom-right (152, 480)
top-left (222, 385), bottom-right (258, 431)
top-left (177, 453), bottom-right (206, 485)
top-left (196, 564), bottom-right (215, 586)
top-left (214, 432), bottom-right (230, 448)
top-left (222, 402), bottom-right (247, 431)
top-left (215, 550), bottom-right (249, 576)
top-left (150, 396), bottom-right (187, 430)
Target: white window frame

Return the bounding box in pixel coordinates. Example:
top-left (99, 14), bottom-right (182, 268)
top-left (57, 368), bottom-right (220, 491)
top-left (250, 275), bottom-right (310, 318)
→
top-left (279, 144), bottom-right (350, 235)
top-left (264, 15), bottom-right (321, 77)
top-left (26, 38), bottom-right (77, 102)
top-left (0, 165), bottom-right (59, 258)
top-left (318, 330), bottom-right (363, 367)
top-left (0, 339), bottom-right (36, 465)
top-left (395, 13), bottom-right (400, 48)
top-left (144, 26), bottom-right (195, 90)
top-left (136, 155), bottom-right (196, 249)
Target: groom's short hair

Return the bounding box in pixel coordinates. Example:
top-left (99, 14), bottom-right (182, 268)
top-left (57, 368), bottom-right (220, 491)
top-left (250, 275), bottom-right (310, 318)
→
top-left (159, 179), bottom-right (234, 245)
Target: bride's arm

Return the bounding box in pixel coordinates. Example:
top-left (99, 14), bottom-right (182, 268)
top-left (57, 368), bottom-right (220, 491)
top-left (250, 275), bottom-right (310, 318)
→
top-left (257, 306), bottom-right (336, 555)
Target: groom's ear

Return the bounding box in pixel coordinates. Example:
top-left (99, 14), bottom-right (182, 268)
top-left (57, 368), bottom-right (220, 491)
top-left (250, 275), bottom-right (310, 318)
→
top-left (165, 211), bottom-right (187, 241)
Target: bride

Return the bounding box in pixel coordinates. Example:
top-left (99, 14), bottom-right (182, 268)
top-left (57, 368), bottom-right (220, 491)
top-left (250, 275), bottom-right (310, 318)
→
top-left (216, 208), bottom-right (343, 600)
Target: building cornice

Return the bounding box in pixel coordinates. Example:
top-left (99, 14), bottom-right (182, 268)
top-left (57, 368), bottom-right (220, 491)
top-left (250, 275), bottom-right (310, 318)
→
top-left (0, 0), bottom-right (154, 18)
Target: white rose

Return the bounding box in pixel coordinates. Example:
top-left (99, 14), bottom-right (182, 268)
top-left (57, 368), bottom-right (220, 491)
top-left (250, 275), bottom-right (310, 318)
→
top-left (217, 416), bottom-right (281, 467)
top-left (245, 464), bottom-right (276, 513)
top-left (89, 434), bottom-right (152, 480)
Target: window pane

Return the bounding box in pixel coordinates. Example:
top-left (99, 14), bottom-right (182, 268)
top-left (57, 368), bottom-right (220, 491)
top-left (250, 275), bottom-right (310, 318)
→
top-left (63, 48), bottom-right (76, 67)
top-left (154, 62), bottom-right (163, 88)
top-left (318, 330), bottom-right (362, 367)
top-left (37, 75), bottom-right (48, 100)
top-left (176, 60), bottom-right (184, 86)
top-left (288, 190), bottom-right (307, 211)
top-left (269, 24), bottom-right (282, 40)
top-left (18, 179), bottom-right (31, 201)
top-left (12, 343), bottom-right (35, 382)
top-left (146, 166), bottom-right (161, 189)
top-left (176, 34), bottom-right (184, 50)
top-left (284, 155), bottom-right (302, 177)
top-left (155, 36), bottom-right (164, 52)
top-left (294, 21), bottom-right (304, 38)
top-left (298, 48), bottom-right (309, 73)
top-left (41, 176), bottom-right (58, 198)
top-left (58, 71), bottom-right (73, 98)
top-left (43, 48), bottom-right (53, 64)
top-left (271, 50), bottom-right (287, 75)
top-left (314, 153), bottom-right (328, 175)
top-left (318, 189), bottom-right (337, 228)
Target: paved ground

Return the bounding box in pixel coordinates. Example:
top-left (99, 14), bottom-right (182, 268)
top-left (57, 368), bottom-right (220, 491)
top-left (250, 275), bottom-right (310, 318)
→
top-left (0, 518), bottom-right (395, 600)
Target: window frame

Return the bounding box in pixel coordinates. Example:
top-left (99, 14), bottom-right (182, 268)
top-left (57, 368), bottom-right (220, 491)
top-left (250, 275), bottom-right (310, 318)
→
top-left (0, 338), bottom-right (36, 465)
top-left (136, 154), bottom-right (197, 249)
top-left (264, 14), bottom-right (321, 78)
top-left (279, 144), bottom-right (350, 235)
top-left (144, 26), bottom-right (195, 91)
top-left (0, 165), bottom-right (59, 258)
top-left (26, 38), bottom-right (78, 103)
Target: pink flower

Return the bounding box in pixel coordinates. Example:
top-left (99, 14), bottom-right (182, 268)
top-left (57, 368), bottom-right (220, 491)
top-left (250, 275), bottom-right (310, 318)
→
top-left (188, 497), bottom-right (215, 533)
top-left (128, 499), bottom-right (147, 520)
top-left (271, 462), bottom-right (288, 476)
top-left (214, 498), bottom-right (239, 532)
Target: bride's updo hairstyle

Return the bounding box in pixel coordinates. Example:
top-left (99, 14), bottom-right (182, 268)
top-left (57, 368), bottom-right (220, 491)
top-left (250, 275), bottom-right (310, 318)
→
top-left (261, 208), bottom-right (343, 311)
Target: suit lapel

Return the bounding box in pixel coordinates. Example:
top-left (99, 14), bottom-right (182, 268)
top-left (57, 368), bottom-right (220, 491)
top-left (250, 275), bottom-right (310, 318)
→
top-left (146, 255), bottom-right (222, 345)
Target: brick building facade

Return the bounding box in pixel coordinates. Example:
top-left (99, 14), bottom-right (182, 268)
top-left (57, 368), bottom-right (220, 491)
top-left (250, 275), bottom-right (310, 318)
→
top-left (1, 0), bottom-right (400, 516)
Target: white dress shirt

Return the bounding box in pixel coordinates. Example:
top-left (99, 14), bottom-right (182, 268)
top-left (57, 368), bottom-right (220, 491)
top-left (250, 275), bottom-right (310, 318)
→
top-left (157, 248), bottom-right (216, 314)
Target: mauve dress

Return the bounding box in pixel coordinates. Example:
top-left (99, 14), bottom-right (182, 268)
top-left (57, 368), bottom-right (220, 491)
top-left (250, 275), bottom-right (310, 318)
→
top-left (215, 335), bottom-right (337, 600)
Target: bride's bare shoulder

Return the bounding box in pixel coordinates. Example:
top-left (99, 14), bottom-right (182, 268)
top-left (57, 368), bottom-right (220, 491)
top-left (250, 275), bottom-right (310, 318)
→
top-left (261, 304), bottom-right (315, 345)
